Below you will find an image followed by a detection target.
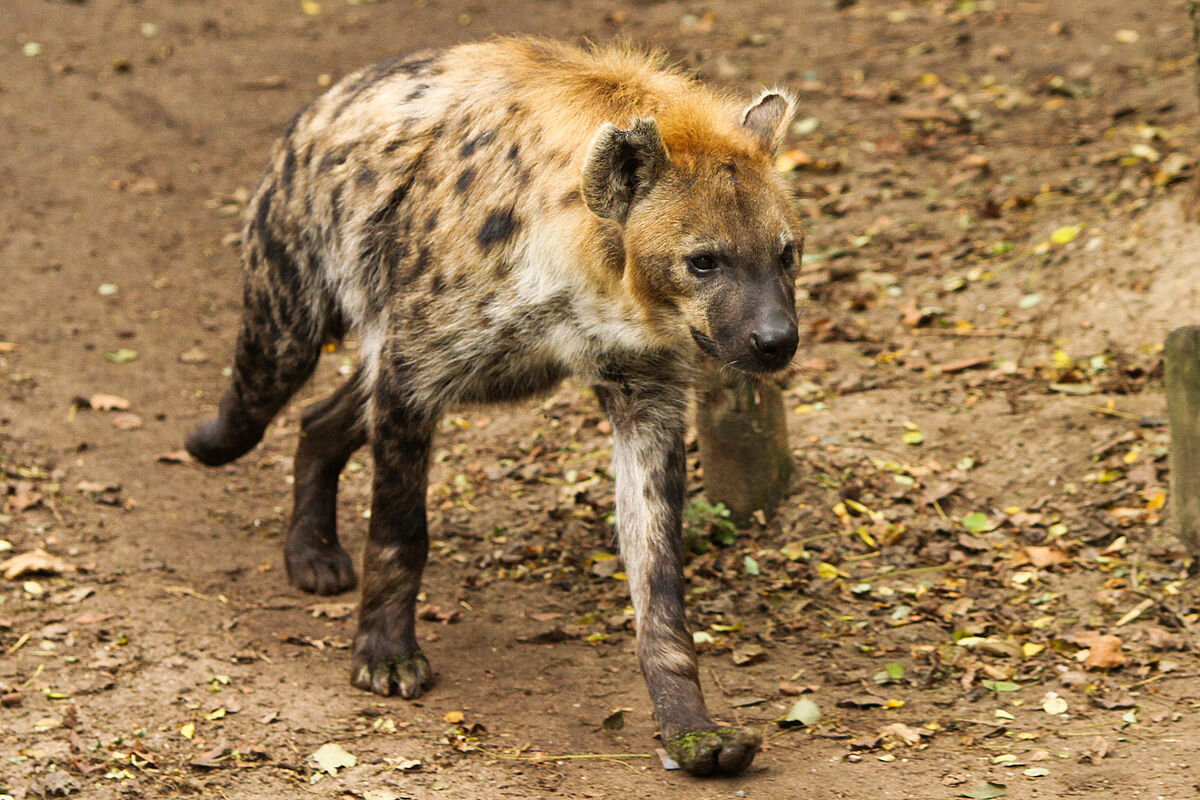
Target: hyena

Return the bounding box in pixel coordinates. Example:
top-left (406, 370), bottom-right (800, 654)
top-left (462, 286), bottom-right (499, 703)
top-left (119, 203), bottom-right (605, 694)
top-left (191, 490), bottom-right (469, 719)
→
top-left (186, 37), bottom-right (801, 776)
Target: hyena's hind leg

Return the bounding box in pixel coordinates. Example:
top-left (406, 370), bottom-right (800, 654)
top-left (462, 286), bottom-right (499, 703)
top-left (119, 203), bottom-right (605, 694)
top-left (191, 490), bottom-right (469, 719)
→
top-left (185, 228), bottom-right (328, 467)
top-left (286, 373), bottom-right (368, 595)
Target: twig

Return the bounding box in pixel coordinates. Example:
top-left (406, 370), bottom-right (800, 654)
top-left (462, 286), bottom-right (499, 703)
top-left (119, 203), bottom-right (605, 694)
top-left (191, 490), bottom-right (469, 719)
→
top-left (479, 746), bottom-right (652, 763)
top-left (916, 328), bottom-right (1044, 340)
top-left (1069, 402), bottom-right (1140, 421)
top-left (1129, 589), bottom-right (1197, 638)
top-left (1128, 671), bottom-right (1200, 688)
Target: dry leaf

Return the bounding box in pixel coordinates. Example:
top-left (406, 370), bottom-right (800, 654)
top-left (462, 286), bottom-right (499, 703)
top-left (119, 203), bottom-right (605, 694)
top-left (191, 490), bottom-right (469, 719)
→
top-left (1021, 546), bottom-right (1068, 568)
top-left (112, 412), bottom-right (143, 430)
top-left (1079, 736), bottom-right (1111, 764)
top-left (2, 549), bottom-right (77, 580)
top-left (89, 393), bottom-right (130, 411)
top-left (1077, 633), bottom-right (1126, 670)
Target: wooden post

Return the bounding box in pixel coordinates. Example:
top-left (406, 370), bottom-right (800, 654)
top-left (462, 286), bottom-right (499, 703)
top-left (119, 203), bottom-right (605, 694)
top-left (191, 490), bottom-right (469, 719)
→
top-left (695, 361), bottom-right (792, 527)
top-left (1167, 325), bottom-right (1200, 557)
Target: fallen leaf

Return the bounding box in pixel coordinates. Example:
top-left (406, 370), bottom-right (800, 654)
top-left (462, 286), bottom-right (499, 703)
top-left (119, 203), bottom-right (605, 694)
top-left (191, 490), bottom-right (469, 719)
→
top-left (781, 698), bottom-right (820, 728)
top-left (311, 742), bottom-right (356, 775)
top-left (962, 781), bottom-right (1006, 799)
top-left (602, 707), bottom-right (631, 730)
top-left (2, 549), bottom-right (77, 580)
top-left (308, 601), bottom-right (355, 619)
top-left (732, 645), bottom-right (767, 666)
top-left (1079, 736), bottom-right (1111, 763)
top-left (1042, 692), bottom-right (1068, 715)
top-left (878, 722), bottom-right (923, 746)
top-left (1021, 546), bottom-right (1068, 568)
top-left (112, 412), bottom-right (143, 430)
top-left (178, 347), bottom-right (209, 364)
top-left (1076, 633), bottom-right (1126, 670)
top-left (88, 393), bottom-right (130, 411)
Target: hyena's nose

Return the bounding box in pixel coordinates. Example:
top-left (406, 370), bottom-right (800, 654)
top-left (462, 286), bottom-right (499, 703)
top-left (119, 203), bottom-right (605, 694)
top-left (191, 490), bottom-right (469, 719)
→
top-left (750, 320), bottom-right (798, 370)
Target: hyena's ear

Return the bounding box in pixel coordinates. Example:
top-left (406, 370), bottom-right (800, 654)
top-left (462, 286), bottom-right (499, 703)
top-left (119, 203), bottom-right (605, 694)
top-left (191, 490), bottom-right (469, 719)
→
top-left (582, 118), bottom-right (670, 222)
top-left (742, 90), bottom-right (795, 155)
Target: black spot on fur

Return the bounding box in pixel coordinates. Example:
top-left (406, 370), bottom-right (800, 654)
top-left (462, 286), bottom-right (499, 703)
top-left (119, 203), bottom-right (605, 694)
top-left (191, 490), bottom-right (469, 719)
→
top-left (318, 143), bottom-right (356, 174)
top-left (282, 109), bottom-right (303, 139)
top-left (424, 211), bottom-right (439, 232)
top-left (383, 137), bottom-right (409, 154)
top-left (430, 272), bottom-right (444, 294)
top-left (460, 130), bottom-right (496, 158)
top-left (360, 178), bottom-right (417, 311)
top-left (454, 167), bottom-right (475, 194)
top-left (405, 84), bottom-right (429, 103)
top-left (281, 146), bottom-right (298, 194)
top-left (254, 183), bottom-right (275, 234)
top-left (477, 207), bottom-right (519, 251)
top-left (330, 184), bottom-right (343, 228)
top-left (507, 144), bottom-right (520, 161)
top-left (409, 246), bottom-right (433, 282)
top-left (356, 167), bottom-right (378, 189)
top-left (559, 190), bottom-right (582, 208)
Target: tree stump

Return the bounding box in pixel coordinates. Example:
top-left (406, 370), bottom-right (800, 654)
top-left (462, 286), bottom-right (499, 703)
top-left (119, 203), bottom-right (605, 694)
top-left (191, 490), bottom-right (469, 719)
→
top-left (1166, 325), bottom-right (1200, 558)
top-left (695, 362), bottom-right (792, 527)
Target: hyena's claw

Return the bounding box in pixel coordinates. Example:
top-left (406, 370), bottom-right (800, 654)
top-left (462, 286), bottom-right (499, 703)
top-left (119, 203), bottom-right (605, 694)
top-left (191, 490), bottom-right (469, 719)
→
top-left (285, 537), bottom-right (357, 595)
top-left (352, 651), bottom-right (434, 698)
top-left (665, 727), bottom-right (761, 777)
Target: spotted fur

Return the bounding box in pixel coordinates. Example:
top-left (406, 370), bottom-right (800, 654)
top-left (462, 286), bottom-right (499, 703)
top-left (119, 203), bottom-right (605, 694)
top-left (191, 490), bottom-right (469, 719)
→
top-left (186, 37), bottom-right (802, 777)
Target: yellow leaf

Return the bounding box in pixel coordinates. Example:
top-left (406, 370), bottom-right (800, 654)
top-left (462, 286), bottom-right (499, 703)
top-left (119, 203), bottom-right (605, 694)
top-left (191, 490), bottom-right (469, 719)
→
top-left (1122, 447), bottom-right (1140, 464)
top-left (817, 562), bottom-right (840, 581)
top-left (301, 1), bottom-right (322, 14)
top-left (1022, 642), bottom-right (1046, 658)
top-left (885, 699), bottom-right (905, 708)
top-left (443, 711), bottom-right (464, 724)
top-left (1146, 491), bottom-right (1166, 512)
top-left (180, 722), bottom-right (195, 740)
top-left (1052, 350), bottom-right (1073, 369)
top-left (1050, 224), bottom-right (1083, 245)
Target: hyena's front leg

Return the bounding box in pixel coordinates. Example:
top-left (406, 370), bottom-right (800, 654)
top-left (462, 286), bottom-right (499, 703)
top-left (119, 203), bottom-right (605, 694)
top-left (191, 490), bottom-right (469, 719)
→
top-left (599, 382), bottom-right (761, 777)
top-left (286, 373), bottom-right (367, 595)
top-left (350, 373), bottom-right (437, 698)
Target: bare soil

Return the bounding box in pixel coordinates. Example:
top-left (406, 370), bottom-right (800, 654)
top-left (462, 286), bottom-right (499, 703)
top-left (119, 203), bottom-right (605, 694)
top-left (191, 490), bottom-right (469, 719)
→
top-left (3, 1), bottom-right (1200, 798)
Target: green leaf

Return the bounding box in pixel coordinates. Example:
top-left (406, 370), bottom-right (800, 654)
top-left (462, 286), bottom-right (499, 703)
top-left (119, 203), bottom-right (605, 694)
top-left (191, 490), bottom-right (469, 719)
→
top-left (982, 680), bottom-right (1021, 693)
top-left (743, 555), bottom-right (760, 576)
top-left (961, 512), bottom-right (990, 532)
top-left (105, 348), bottom-right (139, 364)
top-left (884, 662), bottom-right (905, 681)
top-left (781, 698), bottom-right (820, 728)
top-left (962, 782), bottom-right (1007, 799)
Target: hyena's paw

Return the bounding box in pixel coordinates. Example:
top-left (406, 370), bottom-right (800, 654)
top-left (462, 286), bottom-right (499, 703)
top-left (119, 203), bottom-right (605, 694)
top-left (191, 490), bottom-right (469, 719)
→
top-left (184, 414), bottom-right (264, 467)
top-left (351, 649), bottom-right (434, 698)
top-left (665, 727), bottom-right (761, 777)
top-left (285, 534), bottom-right (357, 595)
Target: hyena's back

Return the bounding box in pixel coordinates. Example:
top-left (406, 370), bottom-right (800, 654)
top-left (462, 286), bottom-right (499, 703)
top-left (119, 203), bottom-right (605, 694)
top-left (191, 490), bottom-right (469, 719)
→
top-left (187, 37), bottom-right (747, 464)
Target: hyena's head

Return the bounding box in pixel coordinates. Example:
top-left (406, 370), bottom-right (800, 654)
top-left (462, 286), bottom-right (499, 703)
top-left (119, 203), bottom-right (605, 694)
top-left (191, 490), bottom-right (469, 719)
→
top-left (583, 91), bottom-right (802, 374)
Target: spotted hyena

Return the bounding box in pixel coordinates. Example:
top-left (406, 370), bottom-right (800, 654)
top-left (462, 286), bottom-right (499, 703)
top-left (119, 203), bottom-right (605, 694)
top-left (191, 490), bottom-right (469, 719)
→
top-left (186, 37), bottom-right (801, 776)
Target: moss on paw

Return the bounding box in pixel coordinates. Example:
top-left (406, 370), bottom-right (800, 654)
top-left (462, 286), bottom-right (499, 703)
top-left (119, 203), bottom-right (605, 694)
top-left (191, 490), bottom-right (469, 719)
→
top-left (665, 727), bottom-right (760, 777)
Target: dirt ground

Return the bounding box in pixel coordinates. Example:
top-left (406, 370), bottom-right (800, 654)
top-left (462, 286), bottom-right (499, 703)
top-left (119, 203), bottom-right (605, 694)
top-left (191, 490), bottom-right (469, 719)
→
top-left (4, 0), bottom-right (1200, 798)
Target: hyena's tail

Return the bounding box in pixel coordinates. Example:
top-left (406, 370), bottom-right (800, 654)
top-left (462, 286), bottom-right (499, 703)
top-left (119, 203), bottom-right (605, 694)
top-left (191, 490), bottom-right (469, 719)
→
top-left (186, 203), bottom-right (333, 466)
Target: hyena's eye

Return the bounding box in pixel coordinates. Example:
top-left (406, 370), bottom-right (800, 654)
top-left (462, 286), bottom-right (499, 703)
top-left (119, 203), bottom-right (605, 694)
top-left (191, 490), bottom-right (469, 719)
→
top-left (780, 242), bottom-right (798, 272)
top-left (687, 254), bottom-right (719, 276)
